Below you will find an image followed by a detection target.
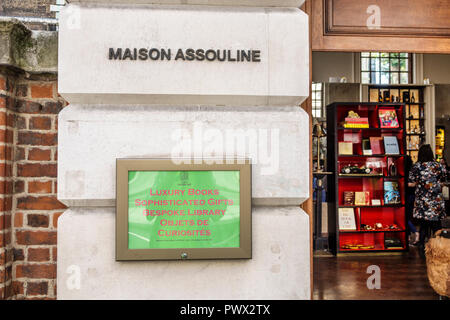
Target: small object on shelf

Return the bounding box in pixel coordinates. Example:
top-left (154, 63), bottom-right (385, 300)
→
top-left (338, 142), bottom-right (353, 155)
top-left (388, 158), bottom-right (398, 177)
top-left (379, 108), bottom-right (399, 128)
top-left (383, 136), bottom-right (400, 155)
top-left (411, 92), bottom-right (416, 103)
top-left (343, 191), bottom-right (355, 206)
top-left (375, 222), bottom-right (383, 229)
top-left (385, 238), bottom-right (403, 249)
top-left (343, 111), bottom-right (369, 128)
top-left (402, 91), bottom-right (410, 103)
top-left (340, 165), bottom-right (372, 175)
top-left (383, 91), bottom-right (390, 102)
top-left (355, 191), bottom-right (370, 206)
top-left (372, 199), bottom-right (381, 206)
top-left (369, 137), bottom-right (384, 154)
top-left (341, 243), bottom-right (374, 250)
top-left (384, 181), bottom-right (401, 204)
top-left (338, 208), bottom-right (356, 231)
top-left (362, 139), bottom-right (372, 156)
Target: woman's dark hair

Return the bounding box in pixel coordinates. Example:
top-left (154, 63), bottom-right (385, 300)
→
top-left (417, 144), bottom-right (435, 163)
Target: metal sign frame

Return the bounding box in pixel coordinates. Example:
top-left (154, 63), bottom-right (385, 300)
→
top-left (116, 159), bottom-right (252, 261)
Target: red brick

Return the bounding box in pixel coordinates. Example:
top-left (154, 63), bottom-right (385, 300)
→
top-left (28, 180), bottom-right (52, 194)
top-left (28, 248), bottom-right (50, 262)
top-left (0, 77), bottom-right (5, 91)
top-left (15, 147), bottom-right (26, 161)
top-left (0, 231), bottom-right (11, 247)
top-left (0, 197), bottom-right (12, 211)
top-left (30, 84), bottom-right (53, 99)
top-left (0, 213), bottom-right (11, 230)
top-left (15, 85), bottom-right (28, 98)
top-left (16, 195), bottom-right (61, 210)
top-left (15, 264), bottom-right (56, 279)
top-left (28, 148), bottom-right (52, 161)
top-left (14, 180), bottom-right (25, 193)
top-left (0, 146), bottom-right (12, 160)
top-left (18, 132), bottom-right (57, 146)
top-left (27, 214), bottom-right (50, 228)
top-left (0, 111), bottom-right (5, 125)
top-left (14, 100), bottom-right (42, 114)
top-left (13, 248), bottom-right (24, 261)
top-left (52, 212), bottom-right (63, 228)
top-left (29, 117), bottom-right (52, 130)
top-left (42, 101), bottom-right (63, 114)
top-left (14, 114), bottom-right (27, 129)
top-left (27, 281), bottom-right (48, 296)
top-left (15, 230), bottom-right (57, 245)
top-left (14, 212), bottom-right (23, 228)
top-left (5, 129), bottom-right (13, 144)
top-left (17, 163), bottom-right (57, 177)
top-left (12, 281), bottom-right (24, 296)
top-left (0, 97), bottom-right (5, 109)
top-left (17, 196), bottom-right (66, 210)
top-left (0, 129), bottom-right (5, 142)
top-left (52, 246), bottom-right (57, 262)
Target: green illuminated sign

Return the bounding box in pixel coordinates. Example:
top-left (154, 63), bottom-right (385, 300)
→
top-left (128, 170), bottom-right (241, 249)
top-left (116, 159), bottom-right (251, 261)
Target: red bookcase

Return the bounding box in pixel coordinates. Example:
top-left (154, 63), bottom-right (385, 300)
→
top-left (326, 102), bottom-right (408, 254)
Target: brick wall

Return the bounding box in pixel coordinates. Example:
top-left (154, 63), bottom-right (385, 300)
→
top-left (0, 68), bottom-right (67, 299)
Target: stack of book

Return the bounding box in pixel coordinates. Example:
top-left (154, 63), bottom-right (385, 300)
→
top-left (343, 117), bottom-right (369, 128)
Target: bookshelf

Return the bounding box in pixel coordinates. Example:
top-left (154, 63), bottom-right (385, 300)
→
top-left (326, 102), bottom-right (408, 254)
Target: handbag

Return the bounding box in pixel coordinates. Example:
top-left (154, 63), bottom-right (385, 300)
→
top-left (443, 185), bottom-right (449, 200)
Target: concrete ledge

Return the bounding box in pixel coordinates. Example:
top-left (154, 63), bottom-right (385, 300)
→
top-left (57, 206), bottom-right (310, 300)
top-left (57, 105), bottom-right (310, 207)
top-left (0, 17), bottom-right (57, 74)
top-left (67, 1), bottom-right (305, 7)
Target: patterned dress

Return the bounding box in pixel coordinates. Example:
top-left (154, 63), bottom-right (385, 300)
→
top-left (408, 161), bottom-right (447, 221)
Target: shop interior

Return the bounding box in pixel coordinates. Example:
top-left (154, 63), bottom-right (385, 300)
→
top-left (311, 52), bottom-right (450, 300)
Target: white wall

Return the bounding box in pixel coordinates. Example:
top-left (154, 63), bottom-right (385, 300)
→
top-left (423, 54), bottom-right (450, 84)
top-left (312, 52), bottom-right (355, 83)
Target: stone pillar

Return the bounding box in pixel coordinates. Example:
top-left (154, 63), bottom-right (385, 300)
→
top-left (57, 0), bottom-right (310, 299)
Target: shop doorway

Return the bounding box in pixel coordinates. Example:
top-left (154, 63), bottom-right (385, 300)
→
top-left (302, 0), bottom-right (450, 300)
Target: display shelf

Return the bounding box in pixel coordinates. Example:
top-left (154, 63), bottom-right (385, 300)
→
top-left (326, 102), bottom-right (408, 255)
top-left (368, 85), bottom-right (426, 163)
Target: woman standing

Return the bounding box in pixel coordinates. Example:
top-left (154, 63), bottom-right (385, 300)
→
top-left (408, 144), bottom-right (447, 257)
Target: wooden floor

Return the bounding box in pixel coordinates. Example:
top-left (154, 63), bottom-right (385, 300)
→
top-left (313, 246), bottom-right (440, 300)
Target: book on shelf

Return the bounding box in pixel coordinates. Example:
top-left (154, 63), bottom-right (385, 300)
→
top-left (384, 181), bottom-right (401, 204)
top-left (385, 238), bottom-right (403, 249)
top-left (383, 136), bottom-right (400, 155)
top-left (338, 208), bottom-right (357, 231)
top-left (369, 137), bottom-right (384, 155)
top-left (343, 116), bottom-right (369, 128)
top-left (362, 139), bottom-right (372, 155)
top-left (379, 108), bottom-right (399, 128)
top-left (343, 191), bottom-right (355, 206)
top-left (343, 123), bottom-right (369, 129)
top-left (371, 199), bottom-right (382, 206)
top-left (338, 142), bottom-right (353, 155)
top-left (354, 191), bottom-right (370, 206)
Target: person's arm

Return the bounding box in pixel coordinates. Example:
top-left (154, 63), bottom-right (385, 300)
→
top-left (408, 163), bottom-right (418, 188)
